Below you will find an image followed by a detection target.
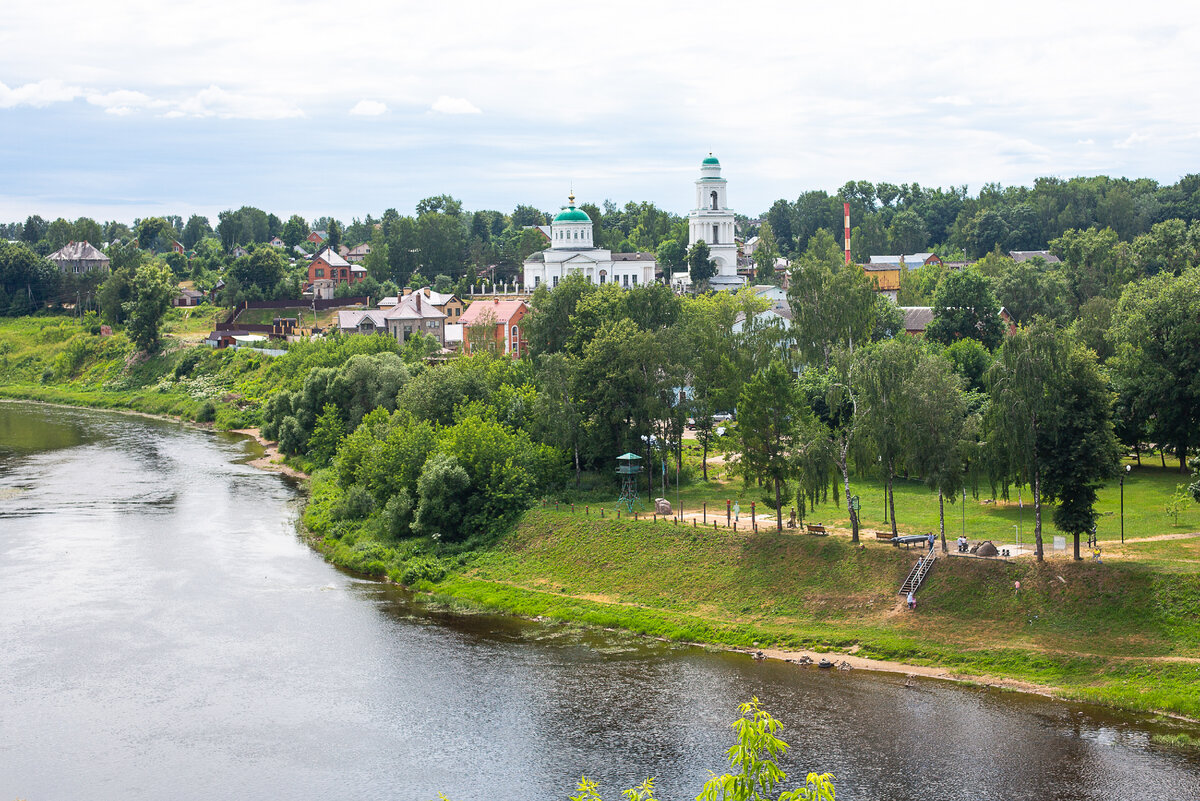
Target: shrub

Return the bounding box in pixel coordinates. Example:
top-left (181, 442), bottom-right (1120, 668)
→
top-left (174, 350), bottom-right (203, 379)
top-left (400, 555), bottom-right (447, 586)
top-left (335, 483), bottom-right (375, 520)
top-left (195, 401), bottom-right (217, 423)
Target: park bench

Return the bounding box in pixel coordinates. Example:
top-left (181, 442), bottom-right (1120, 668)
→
top-left (806, 523), bottom-right (828, 536)
top-left (873, 530), bottom-right (894, 541)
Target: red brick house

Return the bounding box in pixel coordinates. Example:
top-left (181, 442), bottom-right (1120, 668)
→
top-left (308, 247), bottom-right (365, 299)
top-left (307, 230), bottom-right (328, 245)
top-left (459, 298), bottom-right (528, 358)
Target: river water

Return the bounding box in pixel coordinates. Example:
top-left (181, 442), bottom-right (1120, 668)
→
top-left (1, 400), bottom-right (1198, 801)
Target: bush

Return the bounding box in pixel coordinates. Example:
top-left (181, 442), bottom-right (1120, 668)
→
top-left (380, 490), bottom-right (415, 539)
top-left (335, 483), bottom-right (375, 520)
top-left (400, 555), bottom-right (447, 586)
top-left (195, 400), bottom-right (217, 423)
top-left (174, 349), bottom-right (202, 379)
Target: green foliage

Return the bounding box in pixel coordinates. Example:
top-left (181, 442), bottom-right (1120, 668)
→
top-left (0, 241), bottom-right (60, 316)
top-left (228, 244), bottom-right (287, 296)
top-left (738, 361), bottom-right (804, 530)
top-left (309, 403), bottom-right (346, 468)
top-left (688, 240), bottom-right (716, 285)
top-left (1110, 267), bottom-right (1200, 471)
top-left (925, 269), bottom-right (1003, 350)
top-left (697, 699), bottom-right (835, 801)
top-left (565, 700), bottom-right (833, 801)
top-left (124, 260), bottom-right (176, 353)
top-left (787, 235), bottom-right (878, 367)
top-left (1166, 485), bottom-right (1193, 526)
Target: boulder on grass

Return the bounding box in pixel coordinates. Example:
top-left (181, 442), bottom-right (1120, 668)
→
top-left (654, 497), bottom-right (672, 515)
top-left (972, 540), bottom-right (999, 557)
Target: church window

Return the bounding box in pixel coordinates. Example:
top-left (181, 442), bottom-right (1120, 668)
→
top-left (712, 224), bottom-right (719, 244)
top-left (534, 276), bottom-right (541, 287)
top-left (622, 274), bottom-right (628, 287)
top-left (631, 274), bottom-right (638, 285)
top-left (711, 190), bottom-right (718, 210)
top-left (599, 270), bottom-right (607, 284)
top-left (552, 275), bottom-right (559, 287)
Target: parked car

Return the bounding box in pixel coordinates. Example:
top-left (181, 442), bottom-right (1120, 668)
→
top-left (712, 411), bottom-right (734, 422)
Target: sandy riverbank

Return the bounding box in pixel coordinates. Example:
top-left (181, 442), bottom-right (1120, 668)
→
top-left (229, 427), bottom-right (309, 480)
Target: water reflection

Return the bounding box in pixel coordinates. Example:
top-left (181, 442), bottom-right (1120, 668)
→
top-left (1, 401), bottom-right (1198, 801)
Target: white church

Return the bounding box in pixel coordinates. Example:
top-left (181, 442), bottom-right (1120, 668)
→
top-left (522, 154), bottom-right (744, 291)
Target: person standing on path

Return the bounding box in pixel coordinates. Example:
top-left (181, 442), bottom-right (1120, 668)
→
top-left (907, 591), bottom-right (916, 610)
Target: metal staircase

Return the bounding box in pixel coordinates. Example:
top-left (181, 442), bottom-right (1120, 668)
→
top-left (899, 546), bottom-right (937, 596)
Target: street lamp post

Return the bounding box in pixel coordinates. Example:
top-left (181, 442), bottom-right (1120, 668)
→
top-left (1121, 464), bottom-right (1131, 544)
top-left (879, 456), bottom-right (887, 525)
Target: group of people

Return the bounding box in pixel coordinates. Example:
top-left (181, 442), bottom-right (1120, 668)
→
top-left (957, 535), bottom-right (969, 553)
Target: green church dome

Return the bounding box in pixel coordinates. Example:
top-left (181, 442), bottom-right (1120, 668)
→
top-left (553, 192), bottom-right (591, 223)
top-left (554, 207), bottom-right (591, 223)
top-left (702, 154), bottom-right (720, 165)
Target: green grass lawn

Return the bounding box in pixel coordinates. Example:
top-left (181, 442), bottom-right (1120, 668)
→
top-left (235, 305), bottom-right (357, 328)
top-left (561, 434), bottom-right (1198, 546)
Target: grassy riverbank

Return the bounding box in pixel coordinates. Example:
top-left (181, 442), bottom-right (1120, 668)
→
top-left (5, 314), bottom-right (1200, 722)
top-left (421, 506), bottom-right (1200, 719)
top-left (298, 464), bottom-right (1200, 721)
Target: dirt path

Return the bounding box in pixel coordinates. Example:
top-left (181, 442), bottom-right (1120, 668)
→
top-left (1114, 532), bottom-right (1200, 544)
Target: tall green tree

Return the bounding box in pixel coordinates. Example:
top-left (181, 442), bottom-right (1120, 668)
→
top-left (986, 322), bottom-right (1115, 560)
top-left (1042, 342), bottom-right (1120, 559)
top-left (688, 240), bottom-right (716, 287)
top-left (228, 244), bottom-right (287, 296)
top-left (123, 260), bottom-right (175, 352)
top-left (1110, 267), bottom-right (1200, 472)
top-left (904, 348), bottom-right (973, 546)
top-left (751, 220), bottom-right (780, 284)
top-left (135, 217), bottom-right (176, 253)
top-left (854, 339), bottom-right (921, 536)
top-left (281, 214), bottom-right (310, 248)
top-left (181, 215), bottom-right (212, 249)
top-left (787, 231), bottom-right (877, 368)
top-left (656, 239), bottom-right (686, 279)
top-left (987, 322), bottom-right (1062, 560)
top-left (925, 269), bottom-right (1004, 350)
top-left (738, 361), bottom-right (802, 530)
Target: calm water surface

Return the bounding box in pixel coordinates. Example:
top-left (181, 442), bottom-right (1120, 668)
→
top-left (2, 401), bottom-right (1198, 801)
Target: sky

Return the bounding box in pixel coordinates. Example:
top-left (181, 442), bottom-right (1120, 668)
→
top-left (2, 0), bottom-right (1199, 225)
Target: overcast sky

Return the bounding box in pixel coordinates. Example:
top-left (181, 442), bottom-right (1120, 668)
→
top-left (2, 0), bottom-right (1198, 224)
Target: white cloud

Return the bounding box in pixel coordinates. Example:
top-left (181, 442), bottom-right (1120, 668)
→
top-left (349, 99), bottom-right (387, 116)
top-left (172, 85), bottom-right (303, 120)
top-left (86, 89), bottom-right (166, 115)
top-left (0, 79), bottom-right (80, 108)
top-left (1114, 132), bottom-right (1150, 149)
top-left (431, 95), bottom-right (481, 115)
top-left (931, 95), bottom-right (971, 106)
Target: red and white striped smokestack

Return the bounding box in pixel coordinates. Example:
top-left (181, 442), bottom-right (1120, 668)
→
top-left (843, 202), bottom-right (851, 265)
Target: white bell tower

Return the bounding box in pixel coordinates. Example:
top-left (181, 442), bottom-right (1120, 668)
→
top-left (688, 154), bottom-right (740, 284)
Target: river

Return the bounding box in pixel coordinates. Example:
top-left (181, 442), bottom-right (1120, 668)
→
top-left (1, 400), bottom-right (1198, 801)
